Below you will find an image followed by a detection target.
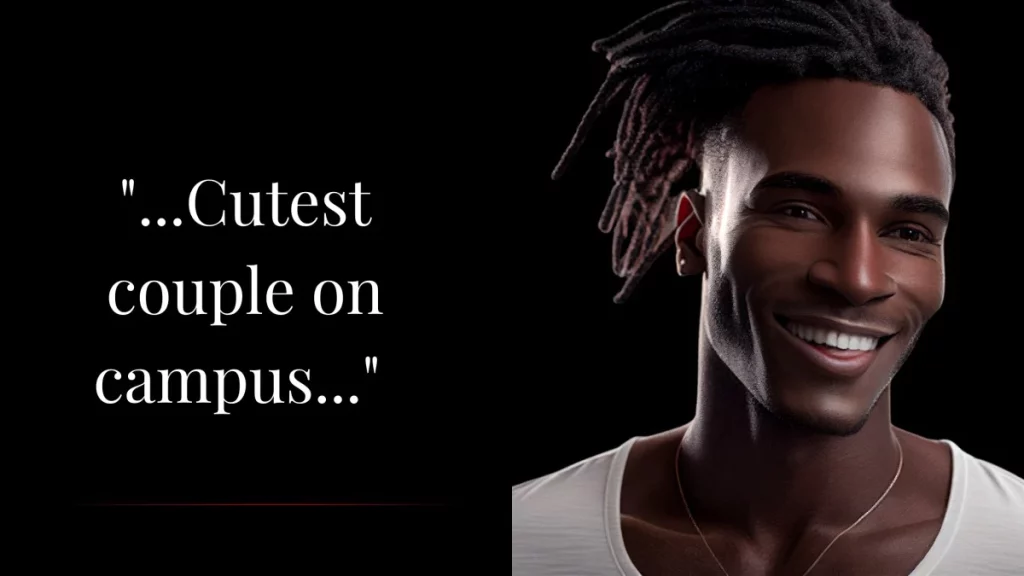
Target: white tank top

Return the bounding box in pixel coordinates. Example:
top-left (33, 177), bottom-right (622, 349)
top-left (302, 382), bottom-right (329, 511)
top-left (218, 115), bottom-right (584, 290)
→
top-left (512, 437), bottom-right (1024, 575)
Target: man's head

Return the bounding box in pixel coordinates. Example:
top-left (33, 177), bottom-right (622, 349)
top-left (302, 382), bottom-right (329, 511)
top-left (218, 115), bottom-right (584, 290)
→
top-left (694, 79), bottom-right (950, 434)
top-left (553, 0), bottom-right (954, 435)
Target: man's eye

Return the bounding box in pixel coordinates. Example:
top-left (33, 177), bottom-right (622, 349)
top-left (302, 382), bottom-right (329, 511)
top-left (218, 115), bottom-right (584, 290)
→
top-left (780, 206), bottom-right (819, 221)
top-left (889, 227), bottom-right (933, 244)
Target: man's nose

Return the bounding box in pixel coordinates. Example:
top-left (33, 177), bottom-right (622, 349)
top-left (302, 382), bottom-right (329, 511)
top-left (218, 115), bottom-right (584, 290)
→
top-left (807, 222), bottom-right (896, 306)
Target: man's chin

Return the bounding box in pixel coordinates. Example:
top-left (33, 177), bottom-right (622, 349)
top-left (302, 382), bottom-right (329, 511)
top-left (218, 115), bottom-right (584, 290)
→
top-left (755, 388), bottom-right (877, 437)
top-left (777, 406), bottom-right (871, 437)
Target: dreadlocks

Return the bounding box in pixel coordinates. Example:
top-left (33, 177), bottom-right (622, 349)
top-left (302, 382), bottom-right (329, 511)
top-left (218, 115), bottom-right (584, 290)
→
top-left (551, 0), bottom-right (954, 303)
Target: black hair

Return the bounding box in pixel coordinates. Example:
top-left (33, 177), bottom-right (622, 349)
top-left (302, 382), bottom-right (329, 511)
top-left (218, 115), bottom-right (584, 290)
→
top-left (551, 0), bottom-right (954, 303)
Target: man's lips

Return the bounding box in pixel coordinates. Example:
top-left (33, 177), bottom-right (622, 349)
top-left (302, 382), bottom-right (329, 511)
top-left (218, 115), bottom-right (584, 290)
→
top-left (773, 314), bottom-right (897, 378)
top-left (775, 313), bottom-right (899, 340)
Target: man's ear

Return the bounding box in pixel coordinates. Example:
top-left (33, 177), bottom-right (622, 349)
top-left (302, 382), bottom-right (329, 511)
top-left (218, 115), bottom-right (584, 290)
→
top-left (688, 188), bottom-right (706, 226)
top-left (675, 189), bottom-right (707, 276)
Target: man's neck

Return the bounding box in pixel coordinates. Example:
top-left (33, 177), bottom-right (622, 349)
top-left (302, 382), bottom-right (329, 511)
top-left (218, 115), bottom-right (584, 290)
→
top-left (679, 332), bottom-right (902, 545)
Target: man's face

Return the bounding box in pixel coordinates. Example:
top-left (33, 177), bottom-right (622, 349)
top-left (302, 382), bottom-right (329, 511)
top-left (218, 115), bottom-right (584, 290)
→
top-left (698, 78), bottom-right (951, 435)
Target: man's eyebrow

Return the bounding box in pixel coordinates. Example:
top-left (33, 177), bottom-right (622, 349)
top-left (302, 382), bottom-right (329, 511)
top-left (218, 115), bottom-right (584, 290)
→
top-left (753, 171), bottom-right (840, 195)
top-left (754, 171), bottom-right (950, 224)
top-left (889, 194), bottom-right (949, 224)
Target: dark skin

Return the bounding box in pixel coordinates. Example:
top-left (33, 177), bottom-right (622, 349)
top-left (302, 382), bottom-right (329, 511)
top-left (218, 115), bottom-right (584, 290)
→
top-left (620, 79), bottom-right (953, 576)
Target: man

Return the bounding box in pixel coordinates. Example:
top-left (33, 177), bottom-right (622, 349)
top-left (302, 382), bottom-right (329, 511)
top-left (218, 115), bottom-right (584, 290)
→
top-left (512, 1), bottom-right (1024, 575)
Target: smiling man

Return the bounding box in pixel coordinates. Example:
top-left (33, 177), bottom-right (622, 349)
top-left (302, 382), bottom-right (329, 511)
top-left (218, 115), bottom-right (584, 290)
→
top-left (513, 1), bottom-right (1023, 575)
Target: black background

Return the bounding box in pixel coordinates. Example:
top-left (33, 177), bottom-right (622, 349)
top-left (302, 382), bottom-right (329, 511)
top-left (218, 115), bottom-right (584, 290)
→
top-left (38, 0), bottom-right (1017, 568)
top-left (55, 5), bottom-right (494, 567)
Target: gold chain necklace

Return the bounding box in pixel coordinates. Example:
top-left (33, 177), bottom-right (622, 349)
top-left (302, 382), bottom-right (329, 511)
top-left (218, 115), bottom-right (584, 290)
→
top-left (673, 435), bottom-right (903, 575)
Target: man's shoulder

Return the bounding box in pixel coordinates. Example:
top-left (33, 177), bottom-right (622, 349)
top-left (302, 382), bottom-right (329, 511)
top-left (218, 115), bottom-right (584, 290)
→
top-left (957, 445), bottom-right (1024, 522)
top-left (512, 442), bottom-right (630, 575)
top-left (512, 442), bottom-right (622, 518)
top-left (931, 443), bottom-right (1024, 573)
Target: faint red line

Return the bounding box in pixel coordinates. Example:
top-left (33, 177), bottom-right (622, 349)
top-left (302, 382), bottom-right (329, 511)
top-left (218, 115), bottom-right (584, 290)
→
top-left (86, 502), bottom-right (442, 507)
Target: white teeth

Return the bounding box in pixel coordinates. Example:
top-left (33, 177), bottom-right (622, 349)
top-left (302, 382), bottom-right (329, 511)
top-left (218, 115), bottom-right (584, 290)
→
top-left (787, 321), bottom-right (878, 351)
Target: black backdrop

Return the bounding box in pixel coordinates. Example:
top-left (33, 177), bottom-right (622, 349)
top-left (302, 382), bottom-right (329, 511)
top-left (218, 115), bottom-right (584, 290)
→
top-left (39, 0), bottom-right (1017, 569)
top-left (55, 5), bottom-right (493, 567)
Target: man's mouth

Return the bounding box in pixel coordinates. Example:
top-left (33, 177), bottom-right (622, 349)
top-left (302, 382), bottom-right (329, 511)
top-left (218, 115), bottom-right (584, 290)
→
top-left (776, 315), bottom-right (893, 351)
top-left (773, 314), bottom-right (897, 377)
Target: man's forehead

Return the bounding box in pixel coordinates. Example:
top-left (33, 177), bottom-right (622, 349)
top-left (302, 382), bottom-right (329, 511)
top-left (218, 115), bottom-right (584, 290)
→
top-left (708, 79), bottom-right (952, 201)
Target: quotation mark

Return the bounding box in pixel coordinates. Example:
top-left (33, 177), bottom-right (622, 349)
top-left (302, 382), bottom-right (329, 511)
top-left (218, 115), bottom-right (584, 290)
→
top-left (124, 178), bottom-right (182, 227)
top-left (315, 356), bottom-right (375, 406)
